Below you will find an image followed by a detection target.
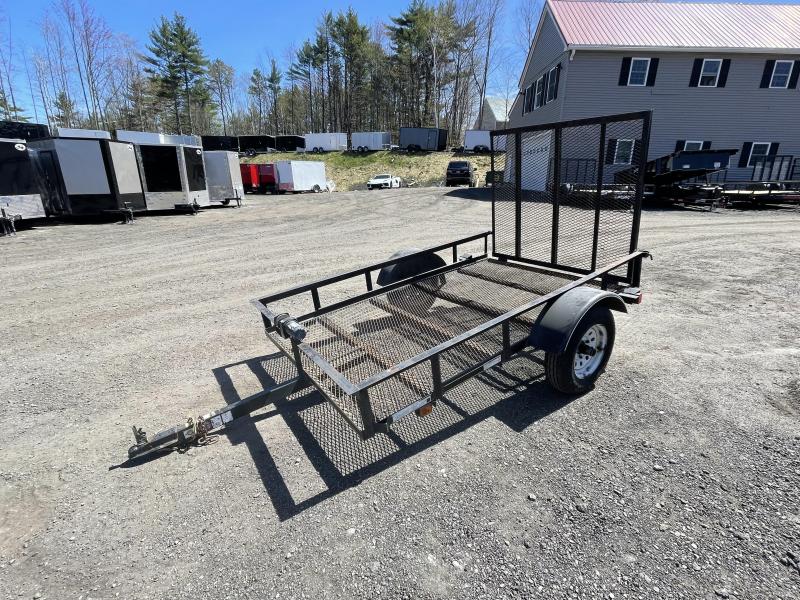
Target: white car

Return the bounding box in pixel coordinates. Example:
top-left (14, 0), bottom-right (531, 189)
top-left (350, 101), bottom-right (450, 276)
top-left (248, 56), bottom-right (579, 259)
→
top-left (367, 174), bottom-right (402, 190)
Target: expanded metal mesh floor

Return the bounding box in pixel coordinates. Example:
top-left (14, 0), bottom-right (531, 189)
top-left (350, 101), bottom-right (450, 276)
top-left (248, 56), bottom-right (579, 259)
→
top-left (269, 259), bottom-right (592, 431)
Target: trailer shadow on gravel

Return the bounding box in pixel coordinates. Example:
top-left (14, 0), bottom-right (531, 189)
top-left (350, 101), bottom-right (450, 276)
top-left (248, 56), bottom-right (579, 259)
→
top-left (211, 350), bottom-right (575, 522)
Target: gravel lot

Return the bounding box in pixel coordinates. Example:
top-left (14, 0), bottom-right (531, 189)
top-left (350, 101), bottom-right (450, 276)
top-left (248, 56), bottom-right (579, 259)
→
top-left (1, 189), bottom-right (798, 600)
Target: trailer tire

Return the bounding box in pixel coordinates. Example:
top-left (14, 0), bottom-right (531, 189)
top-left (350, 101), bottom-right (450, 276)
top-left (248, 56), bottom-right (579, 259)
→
top-left (544, 306), bottom-right (615, 394)
top-left (220, 199), bottom-right (231, 206)
top-left (312, 184), bottom-right (322, 193)
top-left (378, 249), bottom-right (446, 314)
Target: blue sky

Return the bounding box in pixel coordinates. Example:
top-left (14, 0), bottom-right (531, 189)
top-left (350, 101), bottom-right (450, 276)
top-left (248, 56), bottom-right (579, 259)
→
top-left (0, 0), bottom-right (530, 118)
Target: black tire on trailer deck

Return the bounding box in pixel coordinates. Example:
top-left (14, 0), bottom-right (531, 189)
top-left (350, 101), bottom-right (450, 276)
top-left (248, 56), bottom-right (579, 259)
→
top-left (544, 305), bottom-right (616, 394)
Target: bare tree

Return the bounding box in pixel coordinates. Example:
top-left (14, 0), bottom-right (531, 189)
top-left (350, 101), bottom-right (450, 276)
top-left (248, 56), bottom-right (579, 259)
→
top-left (515, 0), bottom-right (544, 59)
top-left (473, 0), bottom-right (503, 128)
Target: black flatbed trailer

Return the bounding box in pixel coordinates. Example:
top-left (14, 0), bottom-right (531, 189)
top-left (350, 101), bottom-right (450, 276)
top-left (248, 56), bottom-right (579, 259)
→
top-left (620, 148), bottom-right (738, 205)
top-left (127, 111), bottom-right (653, 460)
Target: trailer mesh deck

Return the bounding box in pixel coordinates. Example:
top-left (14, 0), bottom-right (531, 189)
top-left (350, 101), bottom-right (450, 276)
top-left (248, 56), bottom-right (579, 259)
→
top-left (268, 259), bottom-right (597, 429)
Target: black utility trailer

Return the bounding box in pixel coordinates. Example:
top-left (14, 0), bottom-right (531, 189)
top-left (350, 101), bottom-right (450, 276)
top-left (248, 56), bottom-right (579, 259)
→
top-left (621, 148), bottom-right (738, 205)
top-left (128, 111), bottom-right (652, 460)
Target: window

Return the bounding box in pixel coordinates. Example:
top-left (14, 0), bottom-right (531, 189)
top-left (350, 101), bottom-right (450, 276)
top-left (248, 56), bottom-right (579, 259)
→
top-left (770, 60), bottom-right (793, 88)
top-left (748, 142), bottom-right (772, 167)
top-left (683, 141), bottom-right (704, 151)
top-left (699, 59), bottom-right (722, 87)
top-left (534, 77), bottom-right (544, 109)
top-left (522, 84), bottom-right (533, 113)
top-left (546, 66), bottom-right (558, 101)
top-left (627, 58), bottom-right (650, 86)
top-left (614, 139), bottom-right (634, 164)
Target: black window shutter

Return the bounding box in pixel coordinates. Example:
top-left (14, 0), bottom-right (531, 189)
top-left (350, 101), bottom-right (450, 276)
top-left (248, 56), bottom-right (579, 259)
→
top-left (646, 58), bottom-right (659, 86)
top-left (605, 139), bottom-right (617, 164)
top-left (689, 59), bottom-right (703, 87)
top-left (789, 60), bottom-right (800, 89)
top-left (543, 70), bottom-right (550, 103)
top-left (738, 142), bottom-right (752, 168)
top-left (632, 139), bottom-right (643, 164)
top-left (675, 140), bottom-right (686, 153)
top-left (619, 58), bottom-right (632, 86)
top-left (717, 59), bottom-right (731, 87)
top-left (768, 143), bottom-right (779, 156)
top-left (554, 64), bottom-right (561, 98)
top-left (760, 60), bottom-right (775, 88)
top-left (702, 141), bottom-right (712, 150)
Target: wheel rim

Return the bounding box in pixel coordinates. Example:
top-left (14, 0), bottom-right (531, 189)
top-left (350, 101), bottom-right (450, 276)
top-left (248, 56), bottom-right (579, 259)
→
top-left (573, 324), bottom-right (607, 379)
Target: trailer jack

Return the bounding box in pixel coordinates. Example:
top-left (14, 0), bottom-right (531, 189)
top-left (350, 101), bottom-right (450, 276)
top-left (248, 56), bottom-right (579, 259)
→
top-left (127, 377), bottom-right (305, 461)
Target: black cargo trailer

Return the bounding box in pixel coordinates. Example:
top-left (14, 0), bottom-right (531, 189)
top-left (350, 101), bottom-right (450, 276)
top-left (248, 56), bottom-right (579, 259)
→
top-left (201, 135), bottom-right (240, 152)
top-left (238, 135), bottom-right (276, 155)
top-left (29, 129), bottom-right (146, 216)
top-left (0, 120), bottom-right (50, 142)
top-left (275, 135), bottom-right (305, 152)
top-left (399, 127), bottom-right (448, 151)
top-left (0, 138), bottom-right (48, 221)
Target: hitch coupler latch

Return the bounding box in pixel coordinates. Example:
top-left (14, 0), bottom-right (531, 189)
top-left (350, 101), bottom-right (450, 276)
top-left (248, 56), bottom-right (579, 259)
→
top-left (273, 313), bottom-right (307, 342)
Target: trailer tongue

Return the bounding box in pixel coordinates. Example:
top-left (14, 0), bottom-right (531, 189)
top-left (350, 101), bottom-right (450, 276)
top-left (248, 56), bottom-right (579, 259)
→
top-left (127, 111), bottom-right (653, 461)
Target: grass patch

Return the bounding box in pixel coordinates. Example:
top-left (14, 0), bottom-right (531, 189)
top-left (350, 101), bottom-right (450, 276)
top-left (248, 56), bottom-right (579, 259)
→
top-left (240, 150), bottom-right (495, 191)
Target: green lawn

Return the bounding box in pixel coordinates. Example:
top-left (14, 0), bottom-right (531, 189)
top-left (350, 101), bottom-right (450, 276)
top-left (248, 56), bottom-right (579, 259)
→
top-left (240, 150), bottom-right (495, 191)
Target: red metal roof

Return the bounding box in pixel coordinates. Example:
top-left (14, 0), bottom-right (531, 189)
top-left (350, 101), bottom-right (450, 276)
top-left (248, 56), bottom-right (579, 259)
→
top-left (548, 1), bottom-right (800, 51)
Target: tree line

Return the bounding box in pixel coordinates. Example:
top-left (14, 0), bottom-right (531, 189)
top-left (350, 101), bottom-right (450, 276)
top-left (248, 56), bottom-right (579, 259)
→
top-left (0, 0), bottom-right (540, 142)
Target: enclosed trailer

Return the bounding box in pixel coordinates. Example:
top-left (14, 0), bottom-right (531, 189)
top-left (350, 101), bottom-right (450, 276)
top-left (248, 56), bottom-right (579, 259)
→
top-left (204, 151), bottom-right (244, 205)
top-left (238, 135), bottom-right (275, 156)
top-left (399, 127), bottom-right (447, 151)
top-left (275, 160), bottom-right (328, 193)
top-left (29, 129), bottom-right (147, 216)
top-left (202, 135), bottom-right (240, 152)
top-left (116, 130), bottom-right (209, 211)
top-left (0, 120), bottom-right (50, 142)
top-left (304, 132), bottom-right (347, 153)
top-left (240, 164), bottom-right (276, 194)
top-left (464, 130), bottom-right (491, 152)
top-left (351, 131), bottom-right (391, 151)
top-left (0, 139), bottom-right (47, 220)
top-left (275, 135), bottom-right (306, 152)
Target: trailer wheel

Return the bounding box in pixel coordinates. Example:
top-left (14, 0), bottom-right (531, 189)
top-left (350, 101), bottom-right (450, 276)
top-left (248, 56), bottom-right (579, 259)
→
top-left (544, 306), bottom-right (615, 394)
top-left (312, 184), bottom-right (322, 193)
top-left (379, 250), bottom-right (446, 314)
top-left (220, 199), bottom-right (231, 206)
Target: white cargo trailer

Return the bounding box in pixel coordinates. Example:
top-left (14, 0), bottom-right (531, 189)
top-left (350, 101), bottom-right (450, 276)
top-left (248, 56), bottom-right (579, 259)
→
top-left (116, 130), bottom-right (209, 211)
top-left (464, 130), bottom-right (490, 152)
top-left (465, 129), bottom-right (506, 152)
top-left (275, 161), bottom-right (329, 193)
top-left (304, 133), bottom-right (347, 153)
top-left (204, 151), bottom-right (244, 205)
top-left (351, 131), bottom-right (391, 152)
top-left (0, 139), bottom-right (47, 220)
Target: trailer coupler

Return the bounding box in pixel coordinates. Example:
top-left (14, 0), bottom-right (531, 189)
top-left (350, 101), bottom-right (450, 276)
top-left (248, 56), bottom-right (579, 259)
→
top-left (127, 377), bottom-right (304, 461)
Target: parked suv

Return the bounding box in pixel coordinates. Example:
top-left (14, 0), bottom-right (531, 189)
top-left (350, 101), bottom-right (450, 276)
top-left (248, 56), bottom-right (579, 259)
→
top-left (445, 161), bottom-right (476, 187)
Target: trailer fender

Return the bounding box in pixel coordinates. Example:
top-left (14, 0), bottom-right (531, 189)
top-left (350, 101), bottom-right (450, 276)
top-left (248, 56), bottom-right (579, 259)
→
top-left (376, 249), bottom-right (446, 286)
top-left (530, 287), bottom-right (627, 353)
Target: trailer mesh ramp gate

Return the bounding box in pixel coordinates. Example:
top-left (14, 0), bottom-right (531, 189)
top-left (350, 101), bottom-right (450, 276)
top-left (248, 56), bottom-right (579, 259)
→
top-left (491, 113), bottom-right (647, 278)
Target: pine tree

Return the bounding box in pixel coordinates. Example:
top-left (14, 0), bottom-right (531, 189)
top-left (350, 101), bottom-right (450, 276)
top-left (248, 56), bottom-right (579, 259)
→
top-left (144, 13), bottom-right (208, 133)
top-left (170, 14), bottom-right (208, 132)
top-left (266, 59), bottom-right (281, 135)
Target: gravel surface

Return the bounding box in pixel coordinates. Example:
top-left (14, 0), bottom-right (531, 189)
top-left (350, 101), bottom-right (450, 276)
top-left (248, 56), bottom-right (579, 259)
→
top-left (1, 189), bottom-right (798, 599)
